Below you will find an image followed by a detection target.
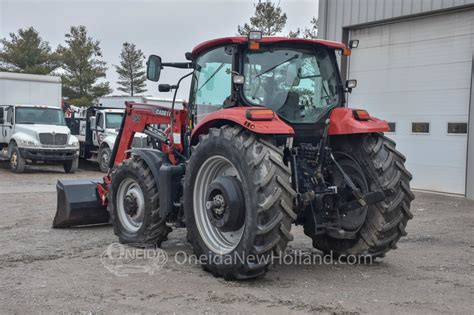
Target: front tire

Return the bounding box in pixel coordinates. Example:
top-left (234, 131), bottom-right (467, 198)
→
top-left (10, 145), bottom-right (26, 173)
top-left (305, 133), bottom-right (414, 259)
top-left (108, 156), bottom-right (171, 246)
top-left (63, 157), bottom-right (79, 173)
top-left (184, 125), bottom-right (296, 280)
top-left (98, 146), bottom-right (111, 173)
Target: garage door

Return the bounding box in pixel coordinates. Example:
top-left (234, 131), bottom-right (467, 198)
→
top-left (348, 9), bottom-right (474, 195)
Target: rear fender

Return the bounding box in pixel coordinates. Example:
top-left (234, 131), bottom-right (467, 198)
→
top-left (328, 108), bottom-right (389, 135)
top-left (128, 149), bottom-right (165, 187)
top-left (128, 148), bottom-right (184, 218)
top-left (191, 107), bottom-right (294, 144)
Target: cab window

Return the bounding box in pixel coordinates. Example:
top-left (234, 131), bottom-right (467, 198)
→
top-left (96, 113), bottom-right (104, 129)
top-left (191, 46), bottom-right (232, 122)
top-left (105, 113), bottom-right (123, 129)
top-left (6, 107), bottom-right (13, 124)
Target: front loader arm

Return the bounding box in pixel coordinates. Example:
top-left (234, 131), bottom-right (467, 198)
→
top-left (109, 101), bottom-right (188, 168)
top-left (96, 101), bottom-right (188, 206)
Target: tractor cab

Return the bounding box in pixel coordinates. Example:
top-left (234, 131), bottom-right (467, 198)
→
top-left (147, 32), bottom-right (356, 143)
top-left (189, 33), bottom-right (347, 127)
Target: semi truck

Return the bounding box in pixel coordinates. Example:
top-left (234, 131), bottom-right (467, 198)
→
top-left (0, 72), bottom-right (79, 173)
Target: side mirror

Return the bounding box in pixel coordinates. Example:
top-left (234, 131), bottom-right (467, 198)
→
top-left (349, 39), bottom-right (359, 49)
top-left (90, 116), bottom-right (96, 130)
top-left (147, 55), bottom-right (162, 82)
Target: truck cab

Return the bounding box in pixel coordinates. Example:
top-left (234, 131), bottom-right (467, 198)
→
top-left (73, 106), bottom-right (148, 172)
top-left (0, 104), bottom-right (79, 173)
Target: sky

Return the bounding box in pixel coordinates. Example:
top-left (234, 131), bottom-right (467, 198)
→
top-left (0, 0), bottom-right (318, 100)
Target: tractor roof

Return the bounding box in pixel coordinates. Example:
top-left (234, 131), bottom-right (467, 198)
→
top-left (192, 36), bottom-right (346, 57)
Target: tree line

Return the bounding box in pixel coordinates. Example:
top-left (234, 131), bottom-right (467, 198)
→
top-left (0, 26), bottom-right (147, 107)
top-left (0, 1), bottom-right (317, 107)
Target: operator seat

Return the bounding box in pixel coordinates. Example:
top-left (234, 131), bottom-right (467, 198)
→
top-left (276, 92), bottom-right (301, 122)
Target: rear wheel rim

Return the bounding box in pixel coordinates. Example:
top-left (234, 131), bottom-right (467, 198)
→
top-left (117, 178), bottom-right (145, 233)
top-left (193, 155), bottom-right (244, 255)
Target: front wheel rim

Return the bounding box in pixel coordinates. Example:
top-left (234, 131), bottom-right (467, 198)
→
top-left (193, 156), bottom-right (245, 255)
top-left (116, 178), bottom-right (145, 233)
top-left (101, 151), bottom-right (109, 170)
top-left (11, 152), bottom-right (18, 169)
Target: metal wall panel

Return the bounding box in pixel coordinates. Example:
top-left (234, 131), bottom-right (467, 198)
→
top-left (346, 9), bottom-right (474, 194)
top-left (468, 55), bottom-right (474, 199)
top-left (319, 0), bottom-right (474, 41)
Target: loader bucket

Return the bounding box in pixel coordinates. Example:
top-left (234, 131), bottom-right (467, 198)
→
top-left (52, 179), bottom-right (110, 228)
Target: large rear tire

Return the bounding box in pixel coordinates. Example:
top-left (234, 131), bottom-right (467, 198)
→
top-left (304, 133), bottom-right (414, 258)
top-left (184, 125), bottom-right (296, 280)
top-left (108, 156), bottom-right (171, 246)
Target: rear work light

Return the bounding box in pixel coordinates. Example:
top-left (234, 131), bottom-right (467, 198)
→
top-left (248, 30), bottom-right (262, 50)
top-left (246, 109), bottom-right (275, 121)
top-left (248, 30), bottom-right (262, 41)
top-left (353, 109), bottom-right (370, 121)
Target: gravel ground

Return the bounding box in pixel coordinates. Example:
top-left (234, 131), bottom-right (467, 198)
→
top-left (0, 160), bottom-right (473, 314)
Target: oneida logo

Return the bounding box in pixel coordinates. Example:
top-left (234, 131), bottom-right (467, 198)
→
top-left (101, 243), bottom-right (168, 276)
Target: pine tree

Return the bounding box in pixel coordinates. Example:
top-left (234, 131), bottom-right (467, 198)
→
top-left (237, 0), bottom-right (287, 36)
top-left (303, 17), bottom-right (318, 39)
top-left (0, 27), bottom-right (58, 74)
top-left (57, 26), bottom-right (112, 107)
top-left (115, 42), bottom-right (147, 96)
top-left (288, 17), bottom-right (318, 39)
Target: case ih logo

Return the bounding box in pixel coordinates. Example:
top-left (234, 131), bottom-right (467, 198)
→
top-left (155, 108), bottom-right (171, 116)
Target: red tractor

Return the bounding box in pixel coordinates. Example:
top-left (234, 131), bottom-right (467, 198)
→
top-left (53, 32), bottom-right (414, 280)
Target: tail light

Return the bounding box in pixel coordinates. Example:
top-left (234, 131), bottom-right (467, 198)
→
top-left (353, 109), bottom-right (370, 121)
top-left (246, 109), bottom-right (275, 121)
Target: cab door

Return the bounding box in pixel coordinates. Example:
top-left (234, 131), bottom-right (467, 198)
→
top-left (92, 111), bottom-right (105, 146)
top-left (0, 107), bottom-right (5, 143)
top-left (0, 106), bottom-right (14, 143)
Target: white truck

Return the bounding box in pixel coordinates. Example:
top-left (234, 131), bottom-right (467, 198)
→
top-left (70, 106), bottom-right (145, 172)
top-left (0, 72), bottom-right (79, 173)
top-left (67, 97), bottom-right (184, 172)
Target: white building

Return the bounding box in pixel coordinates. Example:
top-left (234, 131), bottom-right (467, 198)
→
top-left (318, 0), bottom-right (474, 198)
